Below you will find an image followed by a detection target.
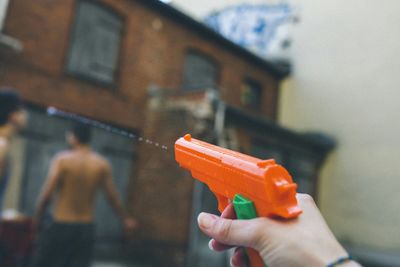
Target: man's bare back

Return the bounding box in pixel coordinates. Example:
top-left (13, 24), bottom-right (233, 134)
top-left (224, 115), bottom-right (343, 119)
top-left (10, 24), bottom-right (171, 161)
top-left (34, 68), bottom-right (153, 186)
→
top-left (32, 125), bottom-right (136, 267)
top-left (36, 145), bottom-right (132, 227)
top-left (53, 148), bottom-right (109, 223)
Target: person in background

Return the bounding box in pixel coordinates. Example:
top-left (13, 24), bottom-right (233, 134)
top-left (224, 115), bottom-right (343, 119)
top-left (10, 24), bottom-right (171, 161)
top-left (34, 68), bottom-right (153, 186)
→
top-left (0, 88), bottom-right (27, 264)
top-left (198, 194), bottom-right (362, 267)
top-left (31, 123), bottom-right (137, 267)
top-left (0, 88), bottom-right (27, 211)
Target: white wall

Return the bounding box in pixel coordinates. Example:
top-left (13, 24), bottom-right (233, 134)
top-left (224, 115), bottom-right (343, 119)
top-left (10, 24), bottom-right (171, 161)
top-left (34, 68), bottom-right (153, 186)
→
top-left (171, 0), bottom-right (400, 252)
top-left (279, 0), bottom-right (400, 251)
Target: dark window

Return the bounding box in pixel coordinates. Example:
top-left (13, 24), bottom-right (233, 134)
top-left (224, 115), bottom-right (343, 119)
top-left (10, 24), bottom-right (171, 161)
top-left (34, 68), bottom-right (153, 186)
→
top-left (251, 143), bottom-right (284, 164)
top-left (286, 153), bottom-right (319, 194)
top-left (241, 79), bottom-right (263, 109)
top-left (66, 1), bottom-right (123, 85)
top-left (182, 51), bottom-right (218, 91)
top-left (251, 138), bottom-right (321, 195)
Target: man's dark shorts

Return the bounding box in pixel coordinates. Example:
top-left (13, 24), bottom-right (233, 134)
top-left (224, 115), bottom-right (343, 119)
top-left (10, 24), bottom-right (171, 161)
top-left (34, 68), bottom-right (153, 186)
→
top-left (31, 222), bottom-right (94, 267)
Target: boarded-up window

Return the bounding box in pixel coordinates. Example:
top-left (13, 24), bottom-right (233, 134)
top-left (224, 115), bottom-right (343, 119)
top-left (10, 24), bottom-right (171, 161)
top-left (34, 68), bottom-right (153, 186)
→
top-left (182, 51), bottom-right (218, 91)
top-left (66, 1), bottom-right (122, 85)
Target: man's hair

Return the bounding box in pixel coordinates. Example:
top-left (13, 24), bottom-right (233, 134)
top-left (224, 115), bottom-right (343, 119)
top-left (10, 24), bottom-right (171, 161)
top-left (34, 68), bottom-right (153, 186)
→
top-left (70, 123), bottom-right (92, 144)
top-left (0, 88), bottom-right (23, 126)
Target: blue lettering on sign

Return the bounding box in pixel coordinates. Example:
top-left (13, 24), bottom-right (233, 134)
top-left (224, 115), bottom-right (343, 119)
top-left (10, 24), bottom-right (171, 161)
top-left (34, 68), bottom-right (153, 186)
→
top-left (204, 4), bottom-right (293, 59)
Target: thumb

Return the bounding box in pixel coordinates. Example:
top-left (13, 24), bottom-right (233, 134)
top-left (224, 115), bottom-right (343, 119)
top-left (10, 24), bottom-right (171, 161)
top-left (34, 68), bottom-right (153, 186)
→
top-left (198, 212), bottom-right (265, 249)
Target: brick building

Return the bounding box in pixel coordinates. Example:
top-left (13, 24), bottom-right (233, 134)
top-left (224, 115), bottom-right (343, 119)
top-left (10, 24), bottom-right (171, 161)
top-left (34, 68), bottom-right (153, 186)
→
top-left (1, 0), bottom-right (288, 125)
top-left (0, 0), bottom-right (332, 266)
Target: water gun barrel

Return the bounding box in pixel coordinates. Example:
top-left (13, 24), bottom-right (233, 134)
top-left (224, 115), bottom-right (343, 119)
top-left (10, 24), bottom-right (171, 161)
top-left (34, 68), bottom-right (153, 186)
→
top-left (175, 134), bottom-right (302, 267)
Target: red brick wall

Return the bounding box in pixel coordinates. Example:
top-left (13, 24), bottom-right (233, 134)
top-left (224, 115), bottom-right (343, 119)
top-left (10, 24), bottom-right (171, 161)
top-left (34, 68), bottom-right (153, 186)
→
top-left (2, 0), bottom-right (144, 128)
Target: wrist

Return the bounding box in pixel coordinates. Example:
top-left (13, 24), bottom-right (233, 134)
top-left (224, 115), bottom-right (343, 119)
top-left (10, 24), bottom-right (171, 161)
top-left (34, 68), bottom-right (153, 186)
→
top-left (35, 210), bottom-right (43, 221)
top-left (300, 243), bottom-right (350, 267)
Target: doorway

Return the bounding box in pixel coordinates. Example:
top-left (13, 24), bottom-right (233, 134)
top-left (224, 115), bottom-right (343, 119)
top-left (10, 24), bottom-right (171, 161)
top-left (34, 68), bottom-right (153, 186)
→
top-left (18, 107), bottom-right (136, 247)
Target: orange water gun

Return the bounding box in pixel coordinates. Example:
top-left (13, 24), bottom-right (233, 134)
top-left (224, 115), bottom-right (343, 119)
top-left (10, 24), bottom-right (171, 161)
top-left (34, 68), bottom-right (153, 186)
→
top-left (175, 134), bottom-right (302, 267)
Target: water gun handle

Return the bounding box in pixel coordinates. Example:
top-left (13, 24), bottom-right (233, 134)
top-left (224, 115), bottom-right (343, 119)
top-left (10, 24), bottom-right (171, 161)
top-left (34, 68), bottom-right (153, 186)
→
top-left (233, 194), bottom-right (267, 267)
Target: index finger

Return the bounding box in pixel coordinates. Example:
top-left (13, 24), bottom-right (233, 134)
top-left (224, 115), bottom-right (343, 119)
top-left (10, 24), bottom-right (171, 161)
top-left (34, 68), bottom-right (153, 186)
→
top-left (209, 203), bottom-right (237, 251)
top-left (221, 203), bottom-right (237, 219)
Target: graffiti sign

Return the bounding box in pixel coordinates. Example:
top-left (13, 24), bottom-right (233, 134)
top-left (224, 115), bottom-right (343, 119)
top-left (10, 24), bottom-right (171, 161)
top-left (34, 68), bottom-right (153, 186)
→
top-left (204, 4), bottom-right (296, 60)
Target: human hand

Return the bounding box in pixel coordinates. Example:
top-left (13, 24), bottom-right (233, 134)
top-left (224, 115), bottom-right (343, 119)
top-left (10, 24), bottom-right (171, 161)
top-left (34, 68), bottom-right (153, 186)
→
top-left (198, 194), bottom-right (361, 267)
top-left (123, 217), bottom-right (138, 234)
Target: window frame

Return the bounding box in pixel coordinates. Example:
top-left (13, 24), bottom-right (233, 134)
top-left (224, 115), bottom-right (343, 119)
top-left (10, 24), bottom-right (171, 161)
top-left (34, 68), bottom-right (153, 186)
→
top-left (241, 77), bottom-right (264, 110)
top-left (181, 49), bottom-right (221, 92)
top-left (65, 0), bottom-right (125, 89)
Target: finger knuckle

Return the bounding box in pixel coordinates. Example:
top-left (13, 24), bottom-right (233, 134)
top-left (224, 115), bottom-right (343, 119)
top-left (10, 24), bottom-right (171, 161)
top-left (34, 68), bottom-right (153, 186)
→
top-left (297, 193), bottom-right (314, 204)
top-left (213, 219), bottom-right (233, 243)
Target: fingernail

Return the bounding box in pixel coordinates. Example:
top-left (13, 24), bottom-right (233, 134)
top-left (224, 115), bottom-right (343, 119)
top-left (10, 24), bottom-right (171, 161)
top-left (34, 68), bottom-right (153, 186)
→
top-left (198, 212), bottom-right (216, 230)
top-left (208, 239), bottom-right (215, 251)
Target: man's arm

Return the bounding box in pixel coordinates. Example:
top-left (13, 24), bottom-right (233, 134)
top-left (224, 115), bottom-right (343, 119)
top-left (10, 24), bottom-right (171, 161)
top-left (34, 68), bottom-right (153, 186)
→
top-left (0, 139), bottom-right (8, 177)
top-left (35, 155), bottom-right (64, 220)
top-left (101, 161), bottom-right (137, 232)
top-left (101, 162), bottom-right (128, 220)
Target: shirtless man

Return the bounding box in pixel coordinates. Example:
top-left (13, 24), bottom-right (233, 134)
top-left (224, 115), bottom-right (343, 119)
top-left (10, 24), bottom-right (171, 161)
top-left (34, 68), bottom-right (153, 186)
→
top-left (31, 123), bottom-right (137, 267)
top-left (0, 88), bottom-right (27, 211)
top-left (0, 88), bottom-right (27, 263)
